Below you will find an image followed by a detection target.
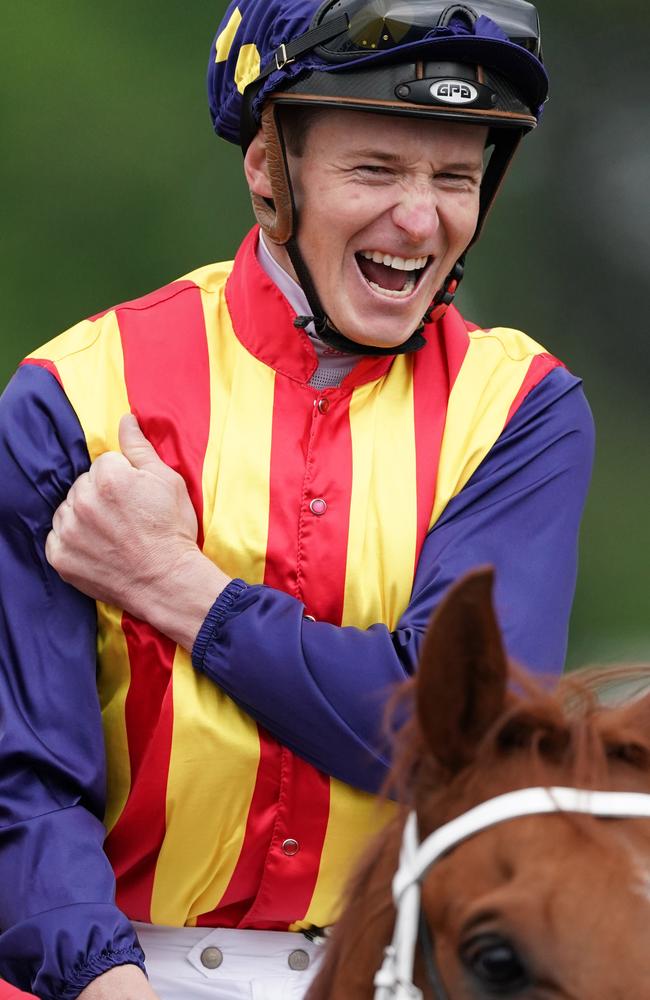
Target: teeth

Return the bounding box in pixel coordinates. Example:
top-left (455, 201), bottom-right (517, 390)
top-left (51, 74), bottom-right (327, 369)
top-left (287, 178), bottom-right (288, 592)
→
top-left (360, 250), bottom-right (429, 271)
top-left (368, 274), bottom-right (417, 299)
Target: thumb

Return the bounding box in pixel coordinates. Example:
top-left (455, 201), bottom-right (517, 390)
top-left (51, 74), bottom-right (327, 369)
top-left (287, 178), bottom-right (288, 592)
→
top-left (119, 413), bottom-right (166, 474)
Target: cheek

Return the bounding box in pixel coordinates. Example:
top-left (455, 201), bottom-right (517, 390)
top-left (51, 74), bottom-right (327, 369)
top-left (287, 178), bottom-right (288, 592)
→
top-left (440, 195), bottom-right (480, 251)
top-left (455, 198), bottom-right (481, 247)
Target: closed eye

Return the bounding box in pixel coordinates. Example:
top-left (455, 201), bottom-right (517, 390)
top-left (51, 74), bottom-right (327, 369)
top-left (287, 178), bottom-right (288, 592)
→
top-left (436, 172), bottom-right (480, 188)
top-left (356, 164), bottom-right (394, 176)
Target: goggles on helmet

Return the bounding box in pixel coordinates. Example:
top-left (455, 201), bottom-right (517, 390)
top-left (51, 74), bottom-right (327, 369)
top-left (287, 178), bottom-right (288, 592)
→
top-left (312, 0), bottom-right (541, 60)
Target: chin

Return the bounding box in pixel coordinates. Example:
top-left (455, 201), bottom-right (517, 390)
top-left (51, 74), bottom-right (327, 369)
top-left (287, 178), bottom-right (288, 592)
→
top-left (336, 316), bottom-right (424, 351)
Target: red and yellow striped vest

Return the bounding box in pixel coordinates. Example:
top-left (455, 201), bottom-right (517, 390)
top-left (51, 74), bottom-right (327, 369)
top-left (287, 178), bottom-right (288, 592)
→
top-left (25, 228), bottom-right (560, 930)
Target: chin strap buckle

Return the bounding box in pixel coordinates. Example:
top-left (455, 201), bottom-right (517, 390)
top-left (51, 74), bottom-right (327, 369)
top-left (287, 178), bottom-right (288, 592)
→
top-left (425, 258), bottom-right (465, 325)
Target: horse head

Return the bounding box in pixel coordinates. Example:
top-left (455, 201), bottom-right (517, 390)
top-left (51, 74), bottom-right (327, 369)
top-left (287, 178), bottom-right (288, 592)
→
top-left (308, 568), bottom-right (650, 999)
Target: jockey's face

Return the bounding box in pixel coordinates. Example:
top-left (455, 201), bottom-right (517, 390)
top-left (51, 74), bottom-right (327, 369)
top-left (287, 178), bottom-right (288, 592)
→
top-left (247, 108), bottom-right (486, 349)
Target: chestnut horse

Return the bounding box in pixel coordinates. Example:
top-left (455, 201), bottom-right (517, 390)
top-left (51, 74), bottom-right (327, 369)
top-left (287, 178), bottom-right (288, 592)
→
top-left (307, 568), bottom-right (650, 999)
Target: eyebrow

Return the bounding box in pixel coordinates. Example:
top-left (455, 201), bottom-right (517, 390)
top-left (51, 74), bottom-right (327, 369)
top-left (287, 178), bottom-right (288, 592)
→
top-left (348, 148), bottom-right (484, 173)
top-left (350, 149), bottom-right (404, 163)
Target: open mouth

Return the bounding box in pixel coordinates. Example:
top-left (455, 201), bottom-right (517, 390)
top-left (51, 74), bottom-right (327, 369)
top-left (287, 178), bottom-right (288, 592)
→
top-left (355, 250), bottom-right (431, 299)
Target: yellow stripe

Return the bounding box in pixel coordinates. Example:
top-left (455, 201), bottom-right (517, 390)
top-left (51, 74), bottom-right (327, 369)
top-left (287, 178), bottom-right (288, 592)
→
top-left (300, 780), bottom-right (396, 927)
top-left (199, 285), bottom-right (275, 584)
top-left (150, 283), bottom-right (277, 923)
top-left (31, 311), bottom-right (134, 833)
top-left (97, 604), bottom-right (133, 834)
top-left (235, 44), bottom-right (261, 94)
top-left (431, 327), bottom-right (547, 527)
top-left (150, 649), bottom-right (261, 924)
top-left (27, 313), bottom-right (129, 462)
top-left (215, 7), bottom-right (242, 62)
top-left (342, 356), bottom-right (418, 630)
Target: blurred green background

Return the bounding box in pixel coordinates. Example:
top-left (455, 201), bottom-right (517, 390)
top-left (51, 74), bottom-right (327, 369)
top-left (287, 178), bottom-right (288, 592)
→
top-left (2, 3), bottom-right (648, 668)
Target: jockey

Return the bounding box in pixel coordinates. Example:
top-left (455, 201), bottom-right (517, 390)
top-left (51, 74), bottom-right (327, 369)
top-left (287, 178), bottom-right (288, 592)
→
top-left (0, 2), bottom-right (593, 999)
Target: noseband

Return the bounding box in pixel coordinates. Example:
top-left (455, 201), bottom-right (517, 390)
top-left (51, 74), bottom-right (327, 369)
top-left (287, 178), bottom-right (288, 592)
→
top-left (373, 786), bottom-right (650, 999)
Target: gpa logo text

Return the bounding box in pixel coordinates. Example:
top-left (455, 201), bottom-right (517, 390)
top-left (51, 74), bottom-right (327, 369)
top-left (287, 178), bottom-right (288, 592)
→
top-left (430, 80), bottom-right (478, 105)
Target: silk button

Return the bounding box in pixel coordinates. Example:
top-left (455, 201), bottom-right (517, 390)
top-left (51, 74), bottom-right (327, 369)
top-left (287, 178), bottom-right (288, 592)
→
top-left (282, 838), bottom-right (300, 856)
top-left (309, 498), bottom-right (327, 516)
top-left (288, 949), bottom-right (311, 971)
top-left (200, 946), bottom-right (223, 969)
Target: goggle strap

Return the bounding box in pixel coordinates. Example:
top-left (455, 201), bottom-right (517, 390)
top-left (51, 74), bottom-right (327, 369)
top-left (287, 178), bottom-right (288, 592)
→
top-left (256, 14), bottom-right (350, 83)
top-left (241, 14), bottom-right (349, 150)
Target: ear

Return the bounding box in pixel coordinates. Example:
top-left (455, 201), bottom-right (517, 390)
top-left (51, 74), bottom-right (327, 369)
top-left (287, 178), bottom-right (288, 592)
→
top-left (243, 130), bottom-right (274, 199)
top-left (417, 567), bottom-right (509, 773)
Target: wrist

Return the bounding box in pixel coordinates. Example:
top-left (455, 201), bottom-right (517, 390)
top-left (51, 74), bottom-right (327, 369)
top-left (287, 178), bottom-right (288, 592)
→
top-left (140, 547), bottom-right (230, 650)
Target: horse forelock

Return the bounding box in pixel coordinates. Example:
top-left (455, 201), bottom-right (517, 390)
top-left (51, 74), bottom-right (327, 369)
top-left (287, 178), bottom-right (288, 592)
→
top-left (386, 662), bottom-right (650, 821)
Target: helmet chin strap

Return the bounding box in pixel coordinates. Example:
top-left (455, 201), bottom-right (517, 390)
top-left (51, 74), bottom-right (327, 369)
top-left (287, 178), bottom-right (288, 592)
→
top-left (285, 233), bottom-right (454, 357)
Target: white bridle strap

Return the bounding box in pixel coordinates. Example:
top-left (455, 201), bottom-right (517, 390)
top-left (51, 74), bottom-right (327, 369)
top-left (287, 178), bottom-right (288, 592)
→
top-left (374, 786), bottom-right (650, 1000)
top-left (393, 786), bottom-right (650, 899)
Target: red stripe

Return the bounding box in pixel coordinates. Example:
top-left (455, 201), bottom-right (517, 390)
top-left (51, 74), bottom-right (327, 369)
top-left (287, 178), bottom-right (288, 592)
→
top-left (413, 331), bottom-right (454, 563)
top-left (505, 353), bottom-right (564, 426)
top-left (103, 282), bottom-right (211, 920)
top-left (20, 357), bottom-right (63, 387)
top-left (444, 306), bottom-right (472, 389)
top-left (240, 752), bottom-right (331, 928)
top-left (0, 983), bottom-right (37, 999)
top-left (263, 378), bottom-right (308, 597)
top-left (294, 384), bottom-right (354, 625)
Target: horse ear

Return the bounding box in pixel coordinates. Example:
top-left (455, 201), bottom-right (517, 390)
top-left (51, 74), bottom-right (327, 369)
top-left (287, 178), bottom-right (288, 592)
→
top-left (417, 567), bottom-right (509, 772)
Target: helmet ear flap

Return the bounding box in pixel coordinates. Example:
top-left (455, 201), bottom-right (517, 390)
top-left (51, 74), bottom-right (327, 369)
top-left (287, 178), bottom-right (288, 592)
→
top-left (250, 104), bottom-right (295, 245)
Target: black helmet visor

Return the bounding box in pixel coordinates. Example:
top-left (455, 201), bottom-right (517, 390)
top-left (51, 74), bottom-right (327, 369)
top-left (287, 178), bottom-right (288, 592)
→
top-left (313, 0), bottom-right (541, 60)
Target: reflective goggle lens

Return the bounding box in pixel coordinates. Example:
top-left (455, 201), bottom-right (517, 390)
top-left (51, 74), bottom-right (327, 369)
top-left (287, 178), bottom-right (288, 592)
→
top-left (315, 0), bottom-right (541, 57)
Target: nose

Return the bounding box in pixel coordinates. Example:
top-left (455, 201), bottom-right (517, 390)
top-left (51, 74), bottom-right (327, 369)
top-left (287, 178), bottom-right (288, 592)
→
top-left (391, 185), bottom-right (440, 245)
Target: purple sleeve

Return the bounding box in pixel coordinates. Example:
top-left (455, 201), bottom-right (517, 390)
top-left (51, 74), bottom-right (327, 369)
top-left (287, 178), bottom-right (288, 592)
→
top-left (0, 366), bottom-right (144, 999)
top-left (193, 367), bottom-right (594, 794)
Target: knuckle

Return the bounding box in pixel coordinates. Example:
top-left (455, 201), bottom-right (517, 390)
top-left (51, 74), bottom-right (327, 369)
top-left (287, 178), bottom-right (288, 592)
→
top-left (44, 531), bottom-right (56, 566)
top-left (73, 483), bottom-right (96, 516)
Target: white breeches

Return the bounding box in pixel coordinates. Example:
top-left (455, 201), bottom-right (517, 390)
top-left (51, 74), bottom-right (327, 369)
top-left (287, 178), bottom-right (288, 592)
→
top-left (133, 923), bottom-right (325, 1000)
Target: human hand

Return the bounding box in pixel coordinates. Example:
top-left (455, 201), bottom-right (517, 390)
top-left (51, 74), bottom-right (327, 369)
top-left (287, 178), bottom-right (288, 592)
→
top-left (46, 414), bottom-right (230, 648)
top-left (76, 964), bottom-right (161, 999)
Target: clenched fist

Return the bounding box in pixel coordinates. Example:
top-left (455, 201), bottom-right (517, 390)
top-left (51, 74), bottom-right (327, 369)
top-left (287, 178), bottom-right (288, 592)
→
top-left (46, 414), bottom-right (230, 649)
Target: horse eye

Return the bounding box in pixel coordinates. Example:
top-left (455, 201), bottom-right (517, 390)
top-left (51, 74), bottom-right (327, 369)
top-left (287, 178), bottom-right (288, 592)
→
top-left (461, 934), bottom-right (530, 994)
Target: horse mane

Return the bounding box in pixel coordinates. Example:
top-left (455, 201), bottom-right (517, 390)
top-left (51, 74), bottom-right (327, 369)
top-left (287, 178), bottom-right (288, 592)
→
top-left (386, 662), bottom-right (650, 807)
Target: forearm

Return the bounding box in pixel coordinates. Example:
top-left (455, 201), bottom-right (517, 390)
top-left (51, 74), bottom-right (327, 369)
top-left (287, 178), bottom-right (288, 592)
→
top-left (194, 580), bottom-right (408, 792)
top-left (129, 547), bottom-right (230, 651)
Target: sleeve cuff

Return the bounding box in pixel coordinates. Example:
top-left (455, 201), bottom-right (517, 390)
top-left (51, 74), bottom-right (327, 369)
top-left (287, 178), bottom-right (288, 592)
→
top-left (59, 946), bottom-right (146, 1000)
top-left (191, 578), bottom-right (249, 670)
